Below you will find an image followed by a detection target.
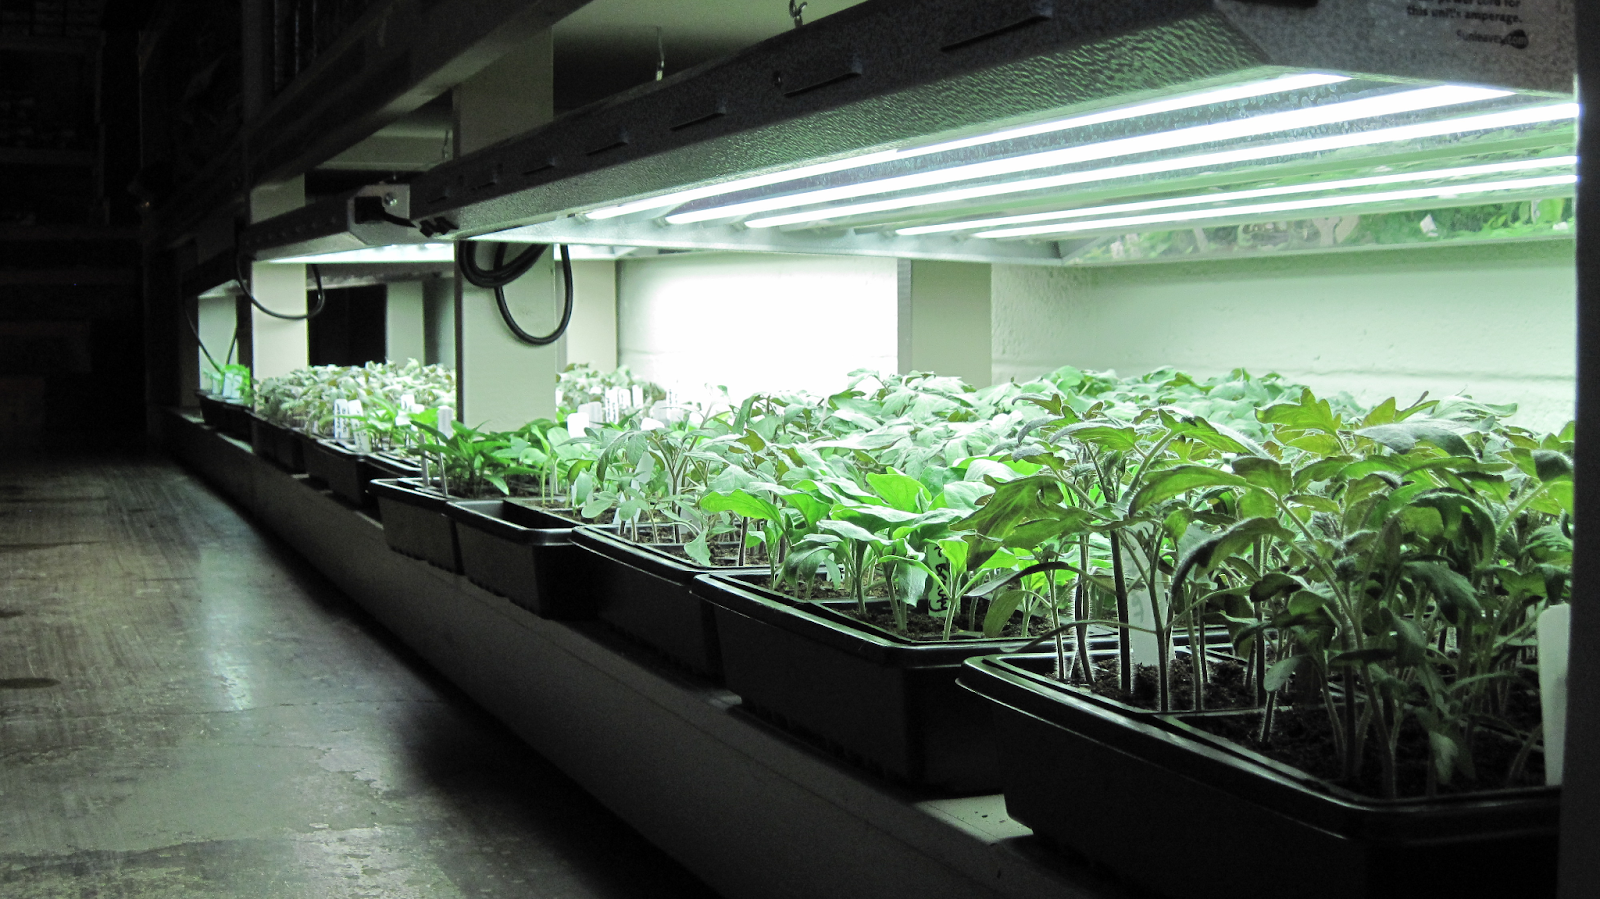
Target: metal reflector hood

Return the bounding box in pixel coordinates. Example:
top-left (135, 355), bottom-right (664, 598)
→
top-left (410, 0), bottom-right (1576, 264)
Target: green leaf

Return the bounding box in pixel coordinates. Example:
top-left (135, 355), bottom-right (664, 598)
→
top-left (700, 490), bottom-right (782, 522)
top-left (1288, 493), bottom-right (1340, 514)
top-left (1287, 590), bottom-right (1328, 617)
top-left (955, 474), bottom-right (1065, 538)
top-left (982, 589), bottom-right (1026, 638)
top-left (1403, 560), bottom-right (1480, 621)
top-left (1263, 655), bottom-right (1303, 692)
top-left (1057, 423), bottom-right (1139, 452)
top-left (936, 537), bottom-right (970, 575)
top-left (1360, 397), bottom-right (1399, 427)
top-left (867, 471), bottom-right (928, 513)
top-left (1258, 388), bottom-right (1342, 435)
top-left (1232, 457), bottom-right (1292, 496)
top-left (1393, 614), bottom-right (1429, 666)
top-left (1250, 572), bottom-right (1305, 605)
top-left (835, 504), bottom-right (924, 534)
top-left (1294, 456), bottom-right (1352, 489)
top-left (1284, 433), bottom-right (1343, 455)
top-left (819, 519), bottom-right (891, 547)
top-left (1532, 449), bottom-right (1574, 483)
top-left (1179, 516), bottom-right (1295, 575)
top-left (936, 480), bottom-right (992, 512)
top-left (1544, 480), bottom-right (1575, 516)
top-left (787, 492), bottom-right (833, 528)
top-left (1330, 647), bottom-right (1397, 666)
top-left (1130, 466), bottom-right (1249, 514)
top-left (1001, 510), bottom-right (1093, 550)
top-left (1356, 422), bottom-right (1472, 457)
top-left (1160, 411), bottom-right (1266, 456)
top-left (684, 531), bottom-right (713, 566)
top-left (1238, 488), bottom-right (1278, 520)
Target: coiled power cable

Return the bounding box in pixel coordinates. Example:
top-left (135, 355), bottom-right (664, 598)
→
top-left (456, 242), bottom-right (573, 346)
top-left (234, 254), bottom-right (328, 321)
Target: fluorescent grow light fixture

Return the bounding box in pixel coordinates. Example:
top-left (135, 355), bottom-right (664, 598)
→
top-left (894, 156), bottom-right (1580, 236)
top-left (585, 72), bottom-right (1350, 221)
top-left (672, 84), bottom-right (1511, 226)
top-left (741, 102), bottom-right (1577, 229)
top-left (266, 242), bottom-right (458, 264)
top-left (971, 173), bottom-right (1576, 239)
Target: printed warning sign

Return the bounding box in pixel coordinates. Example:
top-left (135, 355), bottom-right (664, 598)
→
top-left (1379, 0), bottom-right (1559, 54)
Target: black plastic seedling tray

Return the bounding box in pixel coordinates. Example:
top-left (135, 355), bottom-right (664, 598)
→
top-left (446, 499), bottom-right (593, 619)
top-left (960, 654), bottom-right (1560, 899)
top-left (570, 526), bottom-right (763, 680)
top-left (368, 478), bottom-right (461, 573)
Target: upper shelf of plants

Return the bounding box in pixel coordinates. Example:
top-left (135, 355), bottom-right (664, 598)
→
top-left (394, 0), bottom-right (1576, 267)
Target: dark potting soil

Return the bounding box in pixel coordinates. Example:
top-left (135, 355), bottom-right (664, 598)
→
top-left (1086, 657), bottom-right (1260, 712)
top-left (1184, 704), bottom-right (1545, 799)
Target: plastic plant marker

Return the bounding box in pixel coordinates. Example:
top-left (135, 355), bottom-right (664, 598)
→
top-left (567, 411), bottom-right (591, 439)
top-left (1127, 588), bottom-right (1165, 667)
top-left (1538, 603), bottom-right (1570, 786)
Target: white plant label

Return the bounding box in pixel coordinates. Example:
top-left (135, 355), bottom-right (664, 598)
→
top-left (1537, 603), bottom-right (1570, 786)
top-left (222, 370), bottom-right (244, 401)
top-left (1126, 588), bottom-right (1170, 668)
top-left (566, 411), bottom-right (591, 439)
top-left (437, 406), bottom-right (455, 439)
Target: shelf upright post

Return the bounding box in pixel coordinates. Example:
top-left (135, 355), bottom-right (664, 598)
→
top-left (452, 31), bottom-right (558, 428)
top-left (248, 176), bottom-right (309, 379)
top-left (897, 260), bottom-right (993, 387)
top-left (1560, 3), bottom-right (1599, 896)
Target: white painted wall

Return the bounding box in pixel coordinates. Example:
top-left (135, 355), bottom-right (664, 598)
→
top-left (992, 241), bottom-right (1577, 433)
top-left (618, 253), bottom-right (897, 400)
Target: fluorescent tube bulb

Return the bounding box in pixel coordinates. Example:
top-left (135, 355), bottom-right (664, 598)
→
top-left (584, 73), bottom-right (1348, 221)
top-left (971, 174), bottom-right (1576, 239)
top-left (894, 156), bottom-right (1579, 236)
top-left (741, 103), bottom-right (1577, 229)
top-left (671, 85), bottom-right (1510, 225)
top-left (267, 243), bottom-right (458, 264)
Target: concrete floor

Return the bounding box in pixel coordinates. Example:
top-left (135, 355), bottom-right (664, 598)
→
top-left (0, 454), bottom-right (722, 898)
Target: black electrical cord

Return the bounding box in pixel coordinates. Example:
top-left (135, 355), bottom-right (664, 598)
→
top-left (457, 240), bottom-right (546, 288)
top-left (185, 306), bottom-right (224, 377)
top-left (185, 298), bottom-right (240, 390)
top-left (456, 242), bottom-right (574, 346)
top-left (234, 254), bottom-right (328, 321)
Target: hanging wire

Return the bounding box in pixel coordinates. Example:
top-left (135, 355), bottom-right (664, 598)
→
top-left (655, 27), bottom-right (665, 81)
top-left (456, 242), bottom-right (575, 346)
top-left (185, 306), bottom-right (224, 379)
top-left (185, 292), bottom-right (241, 388)
top-left (234, 254), bottom-right (328, 320)
top-left (789, 0), bottom-right (807, 28)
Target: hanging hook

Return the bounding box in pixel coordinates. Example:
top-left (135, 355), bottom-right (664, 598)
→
top-left (788, 0), bottom-right (806, 28)
top-left (655, 26), bottom-right (665, 81)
